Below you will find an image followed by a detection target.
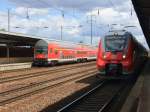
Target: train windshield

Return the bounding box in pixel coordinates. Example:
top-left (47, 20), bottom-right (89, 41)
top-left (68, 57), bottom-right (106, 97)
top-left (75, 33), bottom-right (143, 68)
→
top-left (105, 36), bottom-right (127, 52)
top-left (35, 47), bottom-right (47, 54)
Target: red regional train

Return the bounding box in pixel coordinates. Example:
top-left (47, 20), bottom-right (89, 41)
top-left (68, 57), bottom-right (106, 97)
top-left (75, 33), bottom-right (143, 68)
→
top-left (97, 30), bottom-right (148, 79)
top-left (33, 39), bottom-right (97, 66)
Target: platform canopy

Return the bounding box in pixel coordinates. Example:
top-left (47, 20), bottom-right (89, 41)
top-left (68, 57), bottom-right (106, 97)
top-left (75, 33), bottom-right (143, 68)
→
top-left (132, 0), bottom-right (150, 47)
top-left (0, 31), bottom-right (41, 46)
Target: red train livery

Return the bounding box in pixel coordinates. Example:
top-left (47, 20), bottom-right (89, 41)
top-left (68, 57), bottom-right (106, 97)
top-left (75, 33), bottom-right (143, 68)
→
top-left (33, 39), bottom-right (97, 66)
top-left (97, 30), bottom-right (148, 79)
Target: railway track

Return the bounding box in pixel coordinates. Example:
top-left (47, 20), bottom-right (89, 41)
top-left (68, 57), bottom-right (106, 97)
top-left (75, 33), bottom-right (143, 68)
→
top-left (0, 67), bottom-right (98, 106)
top-left (0, 62), bottom-right (95, 84)
top-left (57, 80), bottom-right (126, 112)
top-left (0, 61), bottom-right (95, 74)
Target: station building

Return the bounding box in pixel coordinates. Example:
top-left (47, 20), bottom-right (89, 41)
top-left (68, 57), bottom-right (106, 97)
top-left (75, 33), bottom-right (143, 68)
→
top-left (0, 31), bottom-right (40, 64)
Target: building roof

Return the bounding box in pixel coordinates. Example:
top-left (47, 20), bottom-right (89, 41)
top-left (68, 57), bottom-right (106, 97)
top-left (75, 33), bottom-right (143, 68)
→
top-left (132, 0), bottom-right (150, 47)
top-left (0, 31), bottom-right (40, 46)
top-left (0, 31), bottom-right (97, 48)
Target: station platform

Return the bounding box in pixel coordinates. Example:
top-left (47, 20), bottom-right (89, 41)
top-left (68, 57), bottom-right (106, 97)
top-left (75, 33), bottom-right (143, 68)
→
top-left (0, 46), bottom-right (34, 64)
top-left (0, 62), bottom-right (32, 72)
top-left (0, 57), bottom-right (33, 64)
top-left (121, 59), bottom-right (150, 112)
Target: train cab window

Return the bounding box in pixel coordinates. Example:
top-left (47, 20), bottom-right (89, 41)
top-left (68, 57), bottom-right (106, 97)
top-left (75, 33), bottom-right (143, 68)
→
top-left (35, 46), bottom-right (47, 54)
top-left (105, 36), bottom-right (127, 52)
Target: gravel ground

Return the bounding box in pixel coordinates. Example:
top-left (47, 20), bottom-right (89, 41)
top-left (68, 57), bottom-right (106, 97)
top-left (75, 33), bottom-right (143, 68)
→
top-left (0, 65), bottom-right (96, 93)
top-left (0, 62), bottom-right (95, 78)
top-left (0, 74), bottom-right (98, 112)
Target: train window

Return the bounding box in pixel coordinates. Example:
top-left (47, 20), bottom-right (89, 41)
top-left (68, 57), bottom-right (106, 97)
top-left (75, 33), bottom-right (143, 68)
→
top-left (35, 47), bottom-right (47, 54)
top-left (50, 48), bottom-right (53, 53)
top-left (55, 50), bottom-right (58, 55)
top-left (77, 51), bottom-right (86, 54)
top-left (105, 37), bottom-right (127, 52)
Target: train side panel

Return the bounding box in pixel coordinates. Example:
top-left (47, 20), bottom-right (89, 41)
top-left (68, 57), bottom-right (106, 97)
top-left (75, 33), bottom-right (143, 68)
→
top-left (33, 39), bottom-right (97, 66)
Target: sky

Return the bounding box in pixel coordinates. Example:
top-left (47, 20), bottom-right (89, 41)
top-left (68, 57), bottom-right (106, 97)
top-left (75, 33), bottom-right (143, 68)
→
top-left (0, 0), bottom-right (149, 49)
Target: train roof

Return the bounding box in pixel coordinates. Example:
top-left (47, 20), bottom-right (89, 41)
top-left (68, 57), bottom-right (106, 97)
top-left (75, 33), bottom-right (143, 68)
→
top-left (103, 30), bottom-right (147, 51)
top-left (35, 39), bottom-right (97, 49)
top-left (105, 30), bottom-right (132, 37)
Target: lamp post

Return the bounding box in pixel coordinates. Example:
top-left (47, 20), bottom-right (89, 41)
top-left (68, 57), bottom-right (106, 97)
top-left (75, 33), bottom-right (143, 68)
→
top-left (7, 9), bottom-right (10, 32)
top-left (87, 14), bottom-right (96, 45)
top-left (61, 25), bottom-right (63, 40)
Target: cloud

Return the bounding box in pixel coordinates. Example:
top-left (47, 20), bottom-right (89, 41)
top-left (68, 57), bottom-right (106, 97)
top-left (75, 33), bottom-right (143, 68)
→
top-left (8, 0), bottom-right (125, 11)
top-left (1, 0), bottom-right (148, 47)
top-left (14, 7), bottom-right (49, 16)
top-left (5, 8), bottom-right (80, 41)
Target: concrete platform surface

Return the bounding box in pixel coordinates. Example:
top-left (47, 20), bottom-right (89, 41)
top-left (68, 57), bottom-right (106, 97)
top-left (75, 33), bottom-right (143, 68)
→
top-left (120, 60), bottom-right (150, 112)
top-left (0, 57), bottom-right (33, 64)
top-left (0, 62), bottom-right (32, 71)
top-left (138, 63), bottom-right (150, 112)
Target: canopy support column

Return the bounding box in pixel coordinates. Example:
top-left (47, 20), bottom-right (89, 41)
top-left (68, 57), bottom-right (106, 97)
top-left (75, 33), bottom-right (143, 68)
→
top-left (6, 44), bottom-right (11, 64)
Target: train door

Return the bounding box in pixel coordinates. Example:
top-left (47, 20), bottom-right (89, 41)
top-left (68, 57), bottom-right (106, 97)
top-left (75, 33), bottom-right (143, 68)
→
top-left (48, 44), bottom-right (59, 61)
top-left (59, 51), bottom-right (63, 59)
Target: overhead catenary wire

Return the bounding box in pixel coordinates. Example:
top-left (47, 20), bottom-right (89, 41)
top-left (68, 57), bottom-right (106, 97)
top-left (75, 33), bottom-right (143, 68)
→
top-left (107, 0), bottom-right (123, 18)
top-left (37, 0), bottom-right (79, 19)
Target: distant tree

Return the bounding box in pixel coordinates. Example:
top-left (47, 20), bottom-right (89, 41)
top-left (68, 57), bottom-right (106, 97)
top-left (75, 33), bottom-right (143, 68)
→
top-left (0, 28), bottom-right (6, 31)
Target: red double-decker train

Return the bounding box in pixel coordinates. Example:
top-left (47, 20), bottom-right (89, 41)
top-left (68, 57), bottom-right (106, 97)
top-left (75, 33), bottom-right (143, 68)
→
top-left (97, 30), bottom-right (148, 79)
top-left (33, 39), bottom-right (97, 66)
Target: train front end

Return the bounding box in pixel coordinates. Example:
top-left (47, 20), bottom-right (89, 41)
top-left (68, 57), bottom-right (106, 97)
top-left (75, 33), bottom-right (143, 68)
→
top-left (96, 31), bottom-right (134, 78)
top-left (33, 40), bottom-right (49, 66)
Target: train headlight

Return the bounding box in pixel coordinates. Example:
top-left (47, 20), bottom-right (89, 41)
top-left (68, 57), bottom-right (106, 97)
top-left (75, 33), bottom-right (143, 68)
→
top-left (103, 55), bottom-right (106, 59)
top-left (123, 55), bottom-right (126, 59)
top-left (103, 54), bottom-right (106, 59)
